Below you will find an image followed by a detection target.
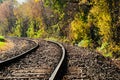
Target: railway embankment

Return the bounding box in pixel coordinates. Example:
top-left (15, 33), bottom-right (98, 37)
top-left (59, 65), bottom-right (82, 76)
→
top-left (0, 37), bottom-right (120, 80)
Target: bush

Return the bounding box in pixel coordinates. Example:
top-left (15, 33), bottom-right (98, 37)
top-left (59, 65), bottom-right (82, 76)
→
top-left (0, 36), bottom-right (5, 42)
top-left (0, 36), bottom-right (6, 48)
top-left (70, 14), bottom-right (89, 43)
top-left (78, 39), bottom-right (91, 48)
top-left (97, 42), bottom-right (120, 58)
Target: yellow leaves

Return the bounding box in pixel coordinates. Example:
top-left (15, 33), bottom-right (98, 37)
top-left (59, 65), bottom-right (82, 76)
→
top-left (70, 17), bottom-right (89, 41)
top-left (109, 42), bottom-right (120, 53)
top-left (89, 0), bottom-right (112, 42)
top-left (97, 12), bottom-right (112, 41)
top-left (34, 27), bottom-right (45, 38)
top-left (78, 39), bottom-right (91, 47)
top-left (34, 0), bottom-right (40, 3)
top-left (102, 13), bottom-right (111, 22)
top-left (90, 6), bottom-right (100, 15)
top-left (70, 19), bottom-right (82, 40)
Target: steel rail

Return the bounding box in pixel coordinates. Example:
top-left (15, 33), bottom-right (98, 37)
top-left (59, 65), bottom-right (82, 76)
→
top-left (0, 37), bottom-right (65, 80)
top-left (48, 40), bottom-right (66, 80)
top-left (0, 37), bottom-right (39, 65)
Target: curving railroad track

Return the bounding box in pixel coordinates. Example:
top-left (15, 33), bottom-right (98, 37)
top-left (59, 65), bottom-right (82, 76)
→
top-left (0, 37), bottom-right (39, 65)
top-left (1, 37), bottom-right (120, 80)
top-left (0, 37), bottom-right (66, 80)
top-left (48, 40), bottom-right (65, 80)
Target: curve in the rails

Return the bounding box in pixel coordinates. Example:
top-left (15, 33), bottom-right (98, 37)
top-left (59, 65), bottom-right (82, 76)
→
top-left (48, 40), bottom-right (66, 80)
top-left (0, 37), bottom-right (39, 65)
top-left (0, 38), bottom-right (65, 80)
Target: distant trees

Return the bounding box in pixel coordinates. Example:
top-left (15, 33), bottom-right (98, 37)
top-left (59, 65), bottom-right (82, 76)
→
top-left (10, 0), bottom-right (46, 37)
top-left (46, 0), bottom-right (120, 58)
top-left (0, 0), bottom-right (15, 35)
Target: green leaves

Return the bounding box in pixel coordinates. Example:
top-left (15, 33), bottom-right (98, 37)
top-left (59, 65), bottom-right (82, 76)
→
top-left (0, 36), bottom-right (6, 49)
top-left (44, 0), bottom-right (66, 13)
top-left (0, 0), bottom-right (120, 58)
top-left (26, 20), bottom-right (35, 38)
top-left (78, 39), bottom-right (91, 48)
top-left (0, 36), bottom-right (5, 42)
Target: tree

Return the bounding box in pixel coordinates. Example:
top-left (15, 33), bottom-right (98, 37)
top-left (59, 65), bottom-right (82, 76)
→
top-left (0, 0), bottom-right (16, 35)
top-left (26, 20), bottom-right (35, 38)
top-left (12, 19), bottom-right (22, 37)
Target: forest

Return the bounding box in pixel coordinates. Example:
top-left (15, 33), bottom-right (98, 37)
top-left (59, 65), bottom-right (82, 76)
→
top-left (0, 0), bottom-right (120, 59)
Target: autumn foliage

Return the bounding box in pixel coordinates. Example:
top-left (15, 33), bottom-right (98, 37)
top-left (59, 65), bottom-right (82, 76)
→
top-left (0, 0), bottom-right (120, 58)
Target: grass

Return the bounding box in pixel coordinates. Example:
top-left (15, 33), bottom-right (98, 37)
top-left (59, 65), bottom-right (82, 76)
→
top-left (0, 36), bottom-right (5, 42)
top-left (78, 39), bottom-right (91, 47)
top-left (45, 37), bottom-right (58, 41)
top-left (0, 42), bottom-right (5, 48)
top-left (0, 36), bottom-right (14, 51)
top-left (0, 36), bottom-right (6, 49)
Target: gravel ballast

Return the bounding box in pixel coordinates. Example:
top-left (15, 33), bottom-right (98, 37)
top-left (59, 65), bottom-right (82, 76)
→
top-left (0, 38), bottom-right (120, 80)
top-left (62, 44), bottom-right (120, 80)
top-left (0, 37), bottom-right (36, 62)
top-left (0, 39), bottom-right (62, 80)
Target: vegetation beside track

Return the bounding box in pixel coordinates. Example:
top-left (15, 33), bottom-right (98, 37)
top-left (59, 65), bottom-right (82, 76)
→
top-left (0, 0), bottom-right (120, 58)
top-left (0, 36), bottom-right (6, 49)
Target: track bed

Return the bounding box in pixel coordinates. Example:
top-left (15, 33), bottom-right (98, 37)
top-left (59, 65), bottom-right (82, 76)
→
top-left (0, 37), bottom-right (37, 62)
top-left (62, 44), bottom-right (120, 80)
top-left (0, 39), bottom-right (62, 80)
top-left (0, 37), bottom-right (120, 80)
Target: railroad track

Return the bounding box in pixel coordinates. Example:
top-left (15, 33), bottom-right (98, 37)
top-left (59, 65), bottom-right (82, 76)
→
top-left (0, 37), bottom-right (66, 80)
top-left (0, 37), bottom-right (39, 65)
top-left (48, 40), bottom-right (65, 80)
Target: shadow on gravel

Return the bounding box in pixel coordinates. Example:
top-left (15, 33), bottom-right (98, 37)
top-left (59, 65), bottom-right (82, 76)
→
top-left (0, 45), bottom-right (39, 70)
top-left (54, 49), bottom-right (68, 80)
